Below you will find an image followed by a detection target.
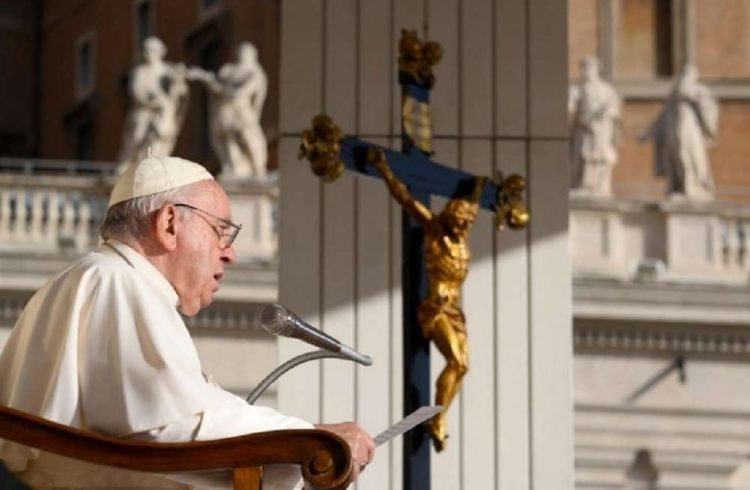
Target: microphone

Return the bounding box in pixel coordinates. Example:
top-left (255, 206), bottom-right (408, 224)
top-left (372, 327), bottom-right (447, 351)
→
top-left (259, 304), bottom-right (373, 366)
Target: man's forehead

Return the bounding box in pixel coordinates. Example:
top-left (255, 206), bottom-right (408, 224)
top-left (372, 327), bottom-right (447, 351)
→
top-left (191, 181), bottom-right (233, 218)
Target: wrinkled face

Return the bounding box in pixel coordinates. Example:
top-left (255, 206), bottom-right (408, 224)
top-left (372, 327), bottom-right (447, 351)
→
top-left (170, 181), bottom-right (237, 316)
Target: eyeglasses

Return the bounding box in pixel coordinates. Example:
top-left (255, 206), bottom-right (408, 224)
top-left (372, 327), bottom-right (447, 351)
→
top-left (174, 203), bottom-right (242, 250)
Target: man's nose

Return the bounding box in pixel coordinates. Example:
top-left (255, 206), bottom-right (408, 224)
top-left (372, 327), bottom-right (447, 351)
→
top-left (222, 244), bottom-right (237, 264)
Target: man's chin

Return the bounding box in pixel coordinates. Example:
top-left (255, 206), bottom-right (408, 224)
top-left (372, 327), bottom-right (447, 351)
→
top-left (177, 302), bottom-right (201, 317)
top-left (177, 292), bottom-right (216, 317)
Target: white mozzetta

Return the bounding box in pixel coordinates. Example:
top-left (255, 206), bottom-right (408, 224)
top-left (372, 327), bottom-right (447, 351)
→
top-left (0, 240), bottom-right (310, 488)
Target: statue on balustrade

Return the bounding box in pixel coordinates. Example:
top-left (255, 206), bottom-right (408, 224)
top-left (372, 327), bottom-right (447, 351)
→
top-left (189, 43), bottom-right (268, 179)
top-left (368, 147), bottom-right (488, 452)
top-left (641, 64), bottom-right (719, 200)
top-left (117, 37), bottom-right (189, 173)
top-left (568, 56), bottom-right (622, 197)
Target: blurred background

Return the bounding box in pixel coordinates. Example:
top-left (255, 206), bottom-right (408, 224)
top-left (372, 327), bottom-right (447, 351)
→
top-left (569, 2), bottom-right (750, 489)
top-left (0, 1), bottom-right (750, 489)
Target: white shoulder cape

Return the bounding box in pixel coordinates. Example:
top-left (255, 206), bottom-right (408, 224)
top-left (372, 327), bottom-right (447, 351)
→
top-left (0, 240), bottom-right (309, 482)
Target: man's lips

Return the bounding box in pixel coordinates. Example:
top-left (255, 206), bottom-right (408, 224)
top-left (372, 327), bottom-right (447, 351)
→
top-left (212, 272), bottom-right (224, 292)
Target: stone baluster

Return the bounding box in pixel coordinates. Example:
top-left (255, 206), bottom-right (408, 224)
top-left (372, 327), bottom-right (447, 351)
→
top-left (0, 190), bottom-right (10, 241)
top-left (739, 220), bottom-right (748, 269)
top-left (76, 199), bottom-right (92, 251)
top-left (90, 198), bottom-right (105, 245)
top-left (30, 190), bottom-right (46, 244)
top-left (259, 197), bottom-right (276, 256)
top-left (250, 198), bottom-right (260, 253)
top-left (60, 193), bottom-right (76, 250)
top-left (45, 192), bottom-right (60, 247)
top-left (721, 218), bottom-right (733, 267)
top-left (12, 190), bottom-right (28, 243)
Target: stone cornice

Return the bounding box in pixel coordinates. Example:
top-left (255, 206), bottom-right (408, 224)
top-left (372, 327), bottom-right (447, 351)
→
top-left (574, 277), bottom-right (750, 323)
top-left (570, 194), bottom-right (750, 218)
top-left (574, 276), bottom-right (750, 358)
top-left (575, 317), bottom-right (750, 359)
top-left (612, 79), bottom-right (750, 101)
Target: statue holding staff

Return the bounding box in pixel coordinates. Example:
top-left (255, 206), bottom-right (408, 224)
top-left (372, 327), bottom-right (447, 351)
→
top-left (641, 64), bottom-right (719, 200)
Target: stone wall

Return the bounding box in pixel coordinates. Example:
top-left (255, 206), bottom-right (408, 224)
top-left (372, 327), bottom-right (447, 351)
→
top-left (569, 0), bottom-right (750, 204)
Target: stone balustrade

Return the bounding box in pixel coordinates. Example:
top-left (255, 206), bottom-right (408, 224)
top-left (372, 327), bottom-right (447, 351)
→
top-left (0, 158), bottom-right (278, 263)
top-left (571, 195), bottom-right (750, 283)
top-left (0, 174), bottom-right (109, 254)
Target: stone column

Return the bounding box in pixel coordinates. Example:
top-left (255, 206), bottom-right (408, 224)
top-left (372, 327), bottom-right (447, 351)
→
top-left (277, 1), bottom-right (572, 488)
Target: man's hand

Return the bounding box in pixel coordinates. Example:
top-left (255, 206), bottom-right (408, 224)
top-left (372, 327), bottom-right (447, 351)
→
top-left (315, 422), bottom-right (375, 480)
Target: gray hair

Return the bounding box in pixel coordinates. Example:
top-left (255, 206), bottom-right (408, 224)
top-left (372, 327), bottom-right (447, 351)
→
top-left (100, 185), bottom-right (197, 241)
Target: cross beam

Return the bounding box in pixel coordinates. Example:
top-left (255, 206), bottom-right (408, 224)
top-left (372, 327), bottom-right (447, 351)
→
top-left (341, 140), bottom-right (499, 209)
top-left (299, 127), bottom-right (528, 232)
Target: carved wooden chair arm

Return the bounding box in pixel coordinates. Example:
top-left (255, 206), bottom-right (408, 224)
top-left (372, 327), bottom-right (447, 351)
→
top-left (0, 405), bottom-right (353, 490)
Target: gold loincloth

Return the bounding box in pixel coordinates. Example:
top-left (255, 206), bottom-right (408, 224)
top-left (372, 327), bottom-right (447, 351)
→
top-left (417, 298), bottom-right (466, 339)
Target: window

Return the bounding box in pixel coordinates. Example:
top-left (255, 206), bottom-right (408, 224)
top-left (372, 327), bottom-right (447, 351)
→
top-left (198, 0), bottom-right (222, 19)
top-left (76, 122), bottom-right (94, 161)
top-left (199, 42), bottom-right (220, 160)
top-left (570, 0), bottom-right (750, 99)
top-left (201, 0), bottom-right (220, 10)
top-left (134, 0), bottom-right (154, 53)
top-left (75, 33), bottom-right (96, 99)
top-left (613, 0), bottom-right (674, 79)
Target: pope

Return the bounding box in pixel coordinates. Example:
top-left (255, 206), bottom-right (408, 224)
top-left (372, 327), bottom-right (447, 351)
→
top-left (0, 154), bottom-right (374, 489)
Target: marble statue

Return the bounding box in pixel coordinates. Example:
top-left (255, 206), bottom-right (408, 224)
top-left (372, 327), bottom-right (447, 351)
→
top-left (189, 43), bottom-right (268, 179)
top-left (568, 56), bottom-right (622, 197)
top-left (117, 37), bottom-right (189, 172)
top-left (641, 64), bottom-right (719, 200)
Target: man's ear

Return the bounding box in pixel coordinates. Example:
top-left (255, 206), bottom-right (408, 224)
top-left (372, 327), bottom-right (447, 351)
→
top-left (153, 204), bottom-right (179, 252)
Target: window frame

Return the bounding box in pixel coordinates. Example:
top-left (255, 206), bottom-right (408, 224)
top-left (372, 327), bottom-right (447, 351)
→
top-left (197, 0), bottom-right (223, 21)
top-left (74, 31), bottom-right (97, 100)
top-left (597, 0), bottom-right (750, 100)
top-left (133, 0), bottom-right (156, 60)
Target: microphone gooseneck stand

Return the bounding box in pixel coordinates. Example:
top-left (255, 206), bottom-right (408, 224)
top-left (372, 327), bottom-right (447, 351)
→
top-left (246, 350), bottom-right (373, 405)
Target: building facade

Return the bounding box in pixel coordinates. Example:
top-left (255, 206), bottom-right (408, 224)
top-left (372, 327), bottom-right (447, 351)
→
top-left (570, 0), bottom-right (750, 203)
top-left (4, 0), bottom-right (750, 489)
top-left (569, 1), bottom-right (750, 488)
top-left (0, 0), bottom-right (281, 172)
top-left (0, 0), bottom-right (282, 407)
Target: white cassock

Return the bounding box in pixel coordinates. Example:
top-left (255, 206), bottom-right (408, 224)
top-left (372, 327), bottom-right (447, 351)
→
top-left (0, 239), bottom-right (311, 489)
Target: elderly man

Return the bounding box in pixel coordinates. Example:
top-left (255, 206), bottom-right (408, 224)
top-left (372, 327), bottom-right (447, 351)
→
top-left (0, 154), bottom-right (374, 489)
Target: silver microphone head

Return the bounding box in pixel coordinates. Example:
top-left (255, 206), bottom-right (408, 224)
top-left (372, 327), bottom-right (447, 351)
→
top-left (259, 303), bottom-right (296, 336)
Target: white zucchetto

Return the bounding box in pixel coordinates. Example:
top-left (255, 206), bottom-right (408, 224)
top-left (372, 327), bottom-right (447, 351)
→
top-left (108, 152), bottom-right (214, 209)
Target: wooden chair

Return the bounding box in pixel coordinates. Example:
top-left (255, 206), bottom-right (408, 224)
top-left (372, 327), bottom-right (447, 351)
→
top-left (0, 405), bottom-right (353, 490)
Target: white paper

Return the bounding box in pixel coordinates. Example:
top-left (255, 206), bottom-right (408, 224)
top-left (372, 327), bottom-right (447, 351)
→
top-left (373, 405), bottom-right (442, 446)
